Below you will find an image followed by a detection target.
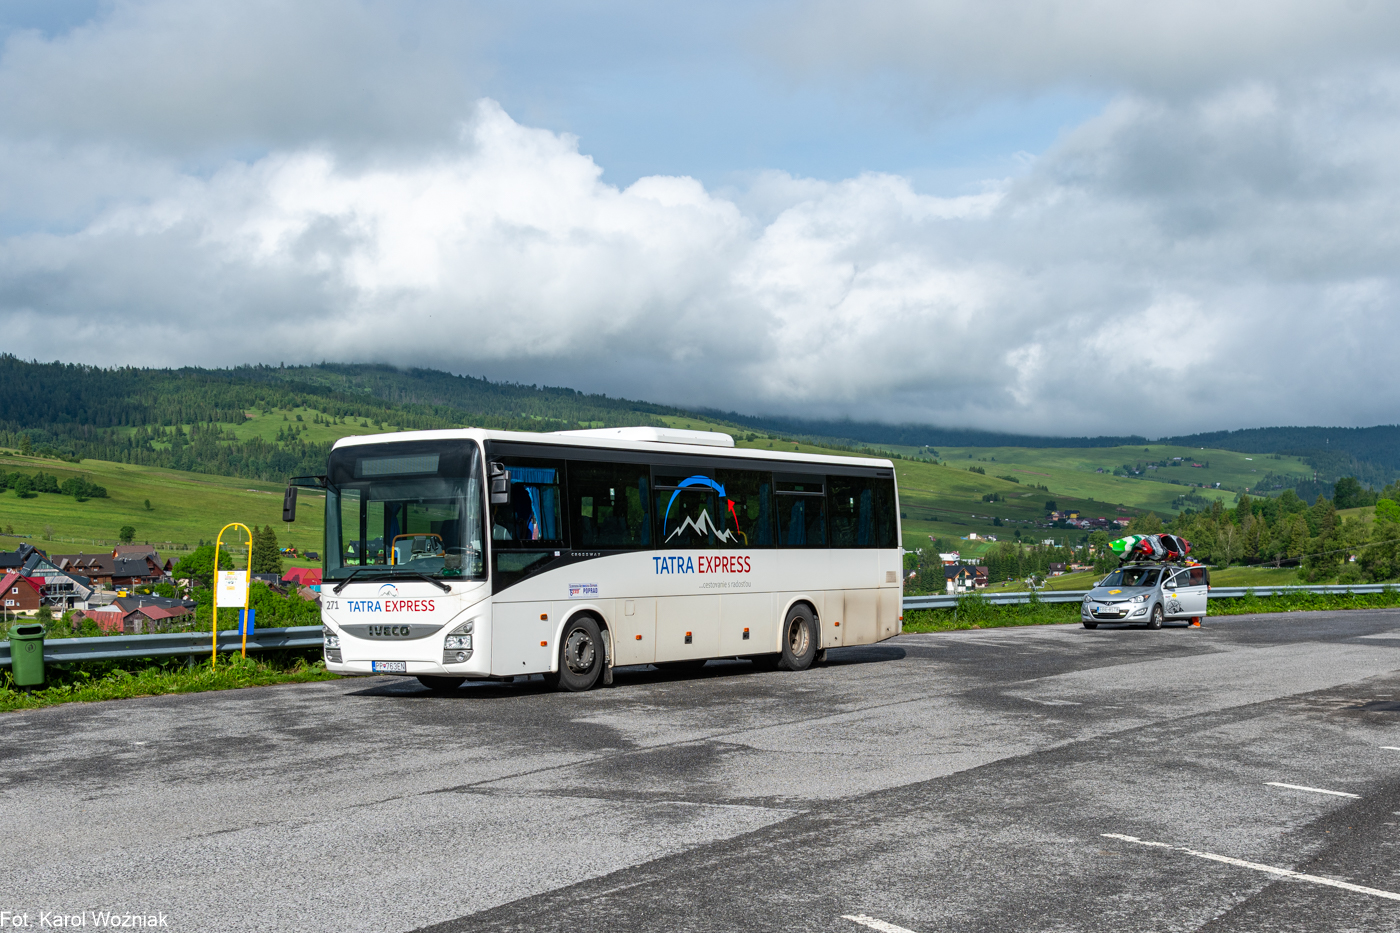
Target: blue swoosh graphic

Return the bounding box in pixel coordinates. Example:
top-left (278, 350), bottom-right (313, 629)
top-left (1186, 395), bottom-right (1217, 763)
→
top-left (663, 475), bottom-right (726, 532)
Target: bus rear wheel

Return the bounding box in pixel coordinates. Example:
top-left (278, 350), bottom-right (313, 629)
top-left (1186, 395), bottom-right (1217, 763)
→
top-left (779, 605), bottom-right (818, 671)
top-left (554, 616), bottom-right (604, 692)
top-left (417, 675), bottom-right (465, 692)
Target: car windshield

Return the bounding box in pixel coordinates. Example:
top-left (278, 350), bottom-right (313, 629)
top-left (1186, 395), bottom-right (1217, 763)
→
top-left (1099, 568), bottom-right (1160, 588)
top-left (324, 440), bottom-right (485, 581)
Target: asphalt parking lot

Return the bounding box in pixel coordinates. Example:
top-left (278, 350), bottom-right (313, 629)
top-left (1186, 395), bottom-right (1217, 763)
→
top-left (7, 609), bottom-right (1400, 932)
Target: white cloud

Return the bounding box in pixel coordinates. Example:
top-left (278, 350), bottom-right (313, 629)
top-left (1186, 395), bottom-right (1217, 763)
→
top-left (3, 1), bottom-right (1400, 437)
top-left (0, 0), bottom-right (482, 154)
top-left (765, 0), bottom-right (1400, 97)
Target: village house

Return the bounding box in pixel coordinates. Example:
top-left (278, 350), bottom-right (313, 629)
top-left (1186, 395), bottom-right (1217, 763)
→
top-left (282, 567), bottom-right (322, 588)
top-left (72, 594), bottom-right (194, 634)
top-left (1, 571), bottom-right (44, 613)
top-left (0, 546), bottom-right (94, 609)
top-left (945, 565), bottom-right (976, 594)
top-left (50, 547), bottom-right (169, 589)
top-left (974, 566), bottom-right (989, 589)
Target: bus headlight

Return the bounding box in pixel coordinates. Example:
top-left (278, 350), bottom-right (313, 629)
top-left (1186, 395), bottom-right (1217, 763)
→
top-left (323, 626), bottom-right (341, 663)
top-left (444, 619), bottom-right (476, 663)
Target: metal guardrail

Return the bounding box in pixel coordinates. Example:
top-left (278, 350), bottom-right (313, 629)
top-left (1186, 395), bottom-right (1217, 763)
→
top-left (1206, 584), bottom-right (1398, 598)
top-left (0, 625), bottom-right (322, 668)
top-left (903, 583), bottom-right (1400, 611)
top-left (903, 590), bottom-right (1091, 610)
top-left (5, 583), bottom-right (1400, 667)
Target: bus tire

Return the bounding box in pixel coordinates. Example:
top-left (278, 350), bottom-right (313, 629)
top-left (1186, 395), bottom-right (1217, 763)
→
top-left (417, 675), bottom-right (465, 692)
top-left (779, 605), bottom-right (818, 671)
top-left (555, 615), bottom-right (604, 692)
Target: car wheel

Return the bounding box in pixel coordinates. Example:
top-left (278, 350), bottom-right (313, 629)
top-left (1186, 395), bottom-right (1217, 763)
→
top-left (1082, 621), bottom-right (1098, 629)
top-left (417, 675), bottom-right (465, 692)
top-left (778, 605), bottom-right (818, 671)
top-left (1147, 605), bottom-right (1163, 630)
top-left (555, 616), bottom-right (604, 692)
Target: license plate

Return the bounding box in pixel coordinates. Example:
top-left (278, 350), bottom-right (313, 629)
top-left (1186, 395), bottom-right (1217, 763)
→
top-left (372, 660), bottom-right (408, 673)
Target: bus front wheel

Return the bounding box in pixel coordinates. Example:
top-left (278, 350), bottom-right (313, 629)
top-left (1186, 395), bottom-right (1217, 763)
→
top-left (553, 615), bottom-right (605, 692)
top-left (779, 605), bottom-right (818, 672)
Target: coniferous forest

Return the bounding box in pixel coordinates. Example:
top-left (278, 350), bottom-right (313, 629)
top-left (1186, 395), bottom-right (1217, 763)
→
top-left (0, 356), bottom-right (676, 481)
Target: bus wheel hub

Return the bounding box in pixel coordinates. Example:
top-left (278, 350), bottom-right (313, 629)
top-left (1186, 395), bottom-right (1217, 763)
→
top-left (565, 630), bottom-right (595, 673)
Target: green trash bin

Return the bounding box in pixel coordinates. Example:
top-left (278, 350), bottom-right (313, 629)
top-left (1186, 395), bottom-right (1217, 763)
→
top-left (8, 623), bottom-right (46, 690)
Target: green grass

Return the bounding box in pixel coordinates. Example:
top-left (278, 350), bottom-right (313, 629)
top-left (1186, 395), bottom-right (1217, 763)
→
top-left (0, 450), bottom-right (325, 561)
top-left (0, 651), bottom-right (335, 713)
top-left (1204, 566), bottom-right (1304, 586)
top-left (1210, 587), bottom-right (1400, 615)
top-left (921, 444), bottom-right (1309, 504)
top-left (904, 585), bottom-right (1400, 635)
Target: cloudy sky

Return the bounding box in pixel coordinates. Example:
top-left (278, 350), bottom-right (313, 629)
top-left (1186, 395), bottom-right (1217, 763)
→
top-left (2, 0), bottom-right (1399, 436)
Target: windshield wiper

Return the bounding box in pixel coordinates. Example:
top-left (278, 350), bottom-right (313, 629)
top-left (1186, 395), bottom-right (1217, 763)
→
top-left (332, 567), bottom-right (452, 594)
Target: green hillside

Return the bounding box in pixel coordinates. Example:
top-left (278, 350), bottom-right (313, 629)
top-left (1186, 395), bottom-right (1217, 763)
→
top-left (0, 450), bottom-right (324, 561)
top-left (1, 357), bottom-right (1389, 577)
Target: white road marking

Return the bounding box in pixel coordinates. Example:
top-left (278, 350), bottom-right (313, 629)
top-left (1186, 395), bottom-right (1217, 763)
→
top-left (1381, 747), bottom-right (1400, 751)
top-left (1102, 834), bottom-right (1400, 903)
top-left (842, 915), bottom-right (920, 933)
top-left (1265, 782), bottom-right (1361, 798)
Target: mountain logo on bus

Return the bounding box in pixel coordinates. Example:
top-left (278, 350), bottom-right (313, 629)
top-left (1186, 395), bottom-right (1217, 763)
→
top-left (662, 476), bottom-right (747, 545)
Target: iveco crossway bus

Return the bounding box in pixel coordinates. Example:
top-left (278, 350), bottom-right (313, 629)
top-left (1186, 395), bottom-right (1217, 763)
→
top-left (283, 426), bottom-right (904, 692)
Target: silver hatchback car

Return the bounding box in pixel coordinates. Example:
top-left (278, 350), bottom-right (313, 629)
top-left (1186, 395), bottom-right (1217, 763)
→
top-left (1082, 564), bottom-right (1210, 629)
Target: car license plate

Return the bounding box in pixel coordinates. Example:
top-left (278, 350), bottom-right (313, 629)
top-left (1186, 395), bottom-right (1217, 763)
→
top-left (372, 660), bottom-right (408, 673)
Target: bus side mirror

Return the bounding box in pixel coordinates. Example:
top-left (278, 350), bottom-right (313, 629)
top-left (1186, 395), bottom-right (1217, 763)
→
top-left (489, 462), bottom-right (510, 505)
top-left (282, 485), bottom-right (297, 522)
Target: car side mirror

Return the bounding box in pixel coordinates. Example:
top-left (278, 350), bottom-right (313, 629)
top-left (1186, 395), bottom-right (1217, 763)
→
top-left (282, 485), bottom-right (297, 522)
top-left (489, 461), bottom-right (511, 505)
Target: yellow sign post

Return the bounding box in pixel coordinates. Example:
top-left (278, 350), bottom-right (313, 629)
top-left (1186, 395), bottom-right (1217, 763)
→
top-left (212, 522), bottom-right (254, 667)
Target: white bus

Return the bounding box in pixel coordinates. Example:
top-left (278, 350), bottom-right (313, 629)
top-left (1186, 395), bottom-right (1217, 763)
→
top-left (285, 426), bottom-right (904, 692)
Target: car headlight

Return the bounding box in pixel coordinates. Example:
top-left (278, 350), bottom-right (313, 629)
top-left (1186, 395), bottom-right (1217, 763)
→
top-left (1129, 594), bottom-right (1148, 603)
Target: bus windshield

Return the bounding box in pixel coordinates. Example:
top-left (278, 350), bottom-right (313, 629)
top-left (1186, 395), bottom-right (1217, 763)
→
top-left (324, 441), bottom-right (485, 581)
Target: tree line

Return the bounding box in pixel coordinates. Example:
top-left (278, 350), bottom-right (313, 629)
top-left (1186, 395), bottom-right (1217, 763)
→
top-left (0, 357), bottom-right (677, 482)
top-left (1116, 479), bottom-right (1400, 583)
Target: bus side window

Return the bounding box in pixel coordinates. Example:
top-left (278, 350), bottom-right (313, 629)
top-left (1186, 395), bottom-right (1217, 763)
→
top-left (829, 476), bottom-right (898, 548)
top-left (654, 469), bottom-right (718, 549)
top-left (775, 476), bottom-right (826, 548)
top-left (492, 459), bottom-right (566, 547)
top-left (872, 477), bottom-right (898, 548)
top-left (714, 469), bottom-right (774, 547)
top-left (568, 461), bottom-right (651, 549)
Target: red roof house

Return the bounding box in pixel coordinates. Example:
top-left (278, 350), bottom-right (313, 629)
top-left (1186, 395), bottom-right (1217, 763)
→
top-left (1, 572), bottom-right (44, 612)
top-left (283, 567), bottom-right (322, 587)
